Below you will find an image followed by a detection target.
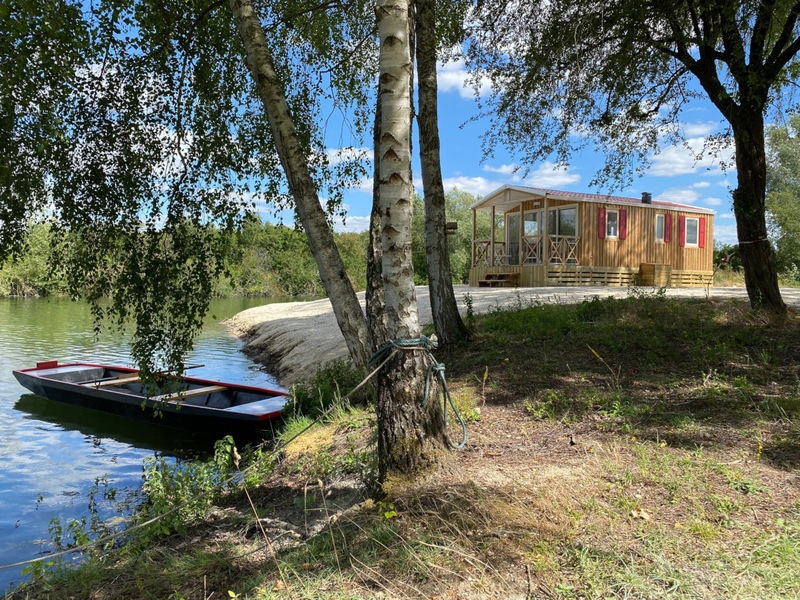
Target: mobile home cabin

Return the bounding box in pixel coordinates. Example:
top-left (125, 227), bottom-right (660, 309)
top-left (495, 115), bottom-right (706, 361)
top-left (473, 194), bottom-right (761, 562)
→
top-left (469, 185), bottom-right (714, 288)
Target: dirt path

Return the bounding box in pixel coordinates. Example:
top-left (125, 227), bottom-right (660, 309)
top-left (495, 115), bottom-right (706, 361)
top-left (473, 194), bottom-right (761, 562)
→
top-left (226, 285), bottom-right (800, 387)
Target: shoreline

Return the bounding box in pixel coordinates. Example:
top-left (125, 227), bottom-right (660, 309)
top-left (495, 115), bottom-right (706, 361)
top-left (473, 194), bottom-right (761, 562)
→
top-left (226, 284), bottom-right (796, 387)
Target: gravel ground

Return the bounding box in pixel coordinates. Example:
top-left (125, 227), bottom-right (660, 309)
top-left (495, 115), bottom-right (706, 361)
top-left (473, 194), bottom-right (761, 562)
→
top-left (225, 285), bottom-right (800, 387)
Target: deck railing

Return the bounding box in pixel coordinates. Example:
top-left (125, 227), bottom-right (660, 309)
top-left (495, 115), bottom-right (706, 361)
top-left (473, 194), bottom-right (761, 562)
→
top-left (473, 240), bottom-right (508, 266)
top-left (523, 235), bottom-right (544, 265)
top-left (474, 236), bottom-right (579, 266)
top-left (548, 235), bottom-right (580, 265)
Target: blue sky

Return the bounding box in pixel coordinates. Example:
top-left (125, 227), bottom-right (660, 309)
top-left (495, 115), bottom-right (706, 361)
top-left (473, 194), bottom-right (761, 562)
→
top-left (291, 58), bottom-right (741, 246)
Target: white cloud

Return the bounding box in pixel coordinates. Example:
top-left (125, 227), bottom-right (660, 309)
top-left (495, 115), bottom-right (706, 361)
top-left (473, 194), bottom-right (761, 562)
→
top-left (657, 188), bottom-right (699, 204)
top-left (482, 163), bottom-right (519, 175)
top-left (703, 196), bottom-right (725, 207)
top-left (521, 161), bottom-right (582, 188)
top-left (437, 58), bottom-right (490, 99)
top-left (692, 181), bottom-right (711, 189)
top-left (326, 146), bottom-right (370, 166)
top-left (681, 121), bottom-right (721, 137)
top-left (713, 222), bottom-right (739, 246)
top-left (350, 176), bottom-right (374, 195)
top-left (442, 175), bottom-right (499, 197)
top-left (332, 214), bottom-right (371, 233)
top-left (448, 161), bottom-right (581, 195)
top-left (648, 136), bottom-right (735, 177)
top-left (482, 161), bottom-right (582, 188)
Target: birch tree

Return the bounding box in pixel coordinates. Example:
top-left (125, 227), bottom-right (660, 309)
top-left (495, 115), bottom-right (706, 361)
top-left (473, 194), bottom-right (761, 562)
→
top-left (2, 1), bottom-right (377, 375)
top-left (414, 0), bottom-right (469, 345)
top-left (3, 0), bottom-right (455, 477)
top-left (227, 0), bottom-right (372, 370)
top-left (376, 0), bottom-right (450, 478)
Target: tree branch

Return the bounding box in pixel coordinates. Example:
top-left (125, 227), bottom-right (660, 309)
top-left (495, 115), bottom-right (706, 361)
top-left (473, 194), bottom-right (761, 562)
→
top-left (713, 1), bottom-right (749, 84)
top-left (750, 0), bottom-right (778, 67)
top-left (764, 1), bottom-right (800, 79)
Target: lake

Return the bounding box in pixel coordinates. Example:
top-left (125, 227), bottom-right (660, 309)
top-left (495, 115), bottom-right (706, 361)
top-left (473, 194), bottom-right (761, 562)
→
top-left (0, 296), bottom-right (279, 593)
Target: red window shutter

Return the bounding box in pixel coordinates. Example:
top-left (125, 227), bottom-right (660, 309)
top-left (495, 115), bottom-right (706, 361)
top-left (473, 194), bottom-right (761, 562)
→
top-left (598, 207), bottom-right (606, 239)
top-left (619, 209), bottom-right (627, 240)
top-left (664, 214), bottom-right (672, 243)
top-left (678, 215), bottom-right (686, 247)
top-left (699, 217), bottom-right (706, 248)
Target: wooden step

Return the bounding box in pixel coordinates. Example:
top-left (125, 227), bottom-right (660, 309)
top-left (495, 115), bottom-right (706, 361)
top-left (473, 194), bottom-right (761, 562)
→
top-left (478, 272), bottom-right (519, 287)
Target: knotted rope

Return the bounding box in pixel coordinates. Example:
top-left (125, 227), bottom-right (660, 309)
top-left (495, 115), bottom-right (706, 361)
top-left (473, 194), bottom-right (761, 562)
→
top-left (369, 335), bottom-right (467, 450)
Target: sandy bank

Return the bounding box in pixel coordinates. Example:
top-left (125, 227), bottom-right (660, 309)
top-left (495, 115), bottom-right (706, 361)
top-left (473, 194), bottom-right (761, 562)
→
top-left (226, 285), bottom-right (535, 386)
top-left (226, 284), bottom-right (797, 387)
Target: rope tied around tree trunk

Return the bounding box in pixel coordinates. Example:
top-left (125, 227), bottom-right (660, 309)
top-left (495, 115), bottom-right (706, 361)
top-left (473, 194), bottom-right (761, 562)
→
top-left (369, 335), bottom-right (468, 450)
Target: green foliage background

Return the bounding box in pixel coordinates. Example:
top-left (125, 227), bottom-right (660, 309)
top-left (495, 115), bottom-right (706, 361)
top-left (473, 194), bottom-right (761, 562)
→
top-left (766, 113), bottom-right (800, 283)
top-left (1, 190), bottom-right (486, 298)
top-left (411, 189), bottom-right (490, 285)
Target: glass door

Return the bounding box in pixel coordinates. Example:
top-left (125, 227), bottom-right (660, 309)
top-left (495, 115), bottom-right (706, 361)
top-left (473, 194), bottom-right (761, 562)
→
top-left (506, 213), bottom-right (521, 265)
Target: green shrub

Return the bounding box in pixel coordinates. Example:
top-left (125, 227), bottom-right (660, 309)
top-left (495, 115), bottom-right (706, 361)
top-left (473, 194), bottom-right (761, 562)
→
top-left (287, 359), bottom-right (366, 418)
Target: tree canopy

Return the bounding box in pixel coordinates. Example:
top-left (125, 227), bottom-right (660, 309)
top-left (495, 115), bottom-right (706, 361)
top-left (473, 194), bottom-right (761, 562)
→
top-left (467, 0), bottom-right (800, 311)
top-left (767, 111), bottom-right (800, 277)
top-left (1, 0), bottom-right (377, 375)
top-left (468, 0), bottom-right (800, 186)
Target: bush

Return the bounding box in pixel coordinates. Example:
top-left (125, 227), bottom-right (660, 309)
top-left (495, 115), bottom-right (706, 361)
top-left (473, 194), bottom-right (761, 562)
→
top-left (287, 359), bottom-right (366, 418)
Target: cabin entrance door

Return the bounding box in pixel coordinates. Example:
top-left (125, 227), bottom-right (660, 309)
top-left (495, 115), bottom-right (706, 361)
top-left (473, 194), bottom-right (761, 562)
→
top-left (524, 210), bottom-right (543, 264)
top-left (505, 213), bottom-right (521, 265)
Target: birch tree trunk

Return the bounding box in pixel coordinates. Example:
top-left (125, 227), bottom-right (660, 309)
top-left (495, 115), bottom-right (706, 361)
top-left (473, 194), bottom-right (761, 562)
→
top-left (414, 0), bottom-right (469, 346)
top-left (376, 0), bottom-right (449, 480)
top-left (367, 92), bottom-right (388, 350)
top-left (227, 0), bottom-right (372, 369)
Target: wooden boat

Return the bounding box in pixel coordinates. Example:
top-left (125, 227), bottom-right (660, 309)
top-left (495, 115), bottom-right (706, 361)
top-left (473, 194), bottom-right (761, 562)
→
top-left (12, 360), bottom-right (289, 434)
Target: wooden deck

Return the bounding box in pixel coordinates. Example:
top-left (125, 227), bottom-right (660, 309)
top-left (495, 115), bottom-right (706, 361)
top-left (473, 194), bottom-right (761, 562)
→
top-left (470, 264), bottom-right (713, 288)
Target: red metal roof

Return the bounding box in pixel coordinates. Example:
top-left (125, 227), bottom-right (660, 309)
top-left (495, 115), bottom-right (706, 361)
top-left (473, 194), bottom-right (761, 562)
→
top-left (472, 185), bottom-right (715, 215)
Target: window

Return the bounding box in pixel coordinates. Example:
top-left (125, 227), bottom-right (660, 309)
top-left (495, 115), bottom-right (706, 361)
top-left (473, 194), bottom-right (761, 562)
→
top-left (679, 215), bottom-right (706, 248)
top-left (524, 210), bottom-right (541, 236)
top-left (598, 207), bottom-right (626, 240)
top-left (685, 218), bottom-right (699, 246)
top-left (606, 210), bottom-right (619, 238)
top-left (548, 207), bottom-right (577, 236)
top-left (655, 214), bottom-right (665, 242)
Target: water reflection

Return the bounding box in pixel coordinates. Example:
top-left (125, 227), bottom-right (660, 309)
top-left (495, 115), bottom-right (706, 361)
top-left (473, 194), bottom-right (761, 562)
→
top-left (13, 395), bottom-right (216, 458)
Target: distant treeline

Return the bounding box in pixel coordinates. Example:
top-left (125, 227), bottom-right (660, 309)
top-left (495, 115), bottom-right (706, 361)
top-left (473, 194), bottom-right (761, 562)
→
top-left (0, 190), bottom-right (488, 298)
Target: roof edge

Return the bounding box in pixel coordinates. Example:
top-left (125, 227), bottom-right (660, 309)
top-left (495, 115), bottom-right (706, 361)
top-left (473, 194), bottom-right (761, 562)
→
top-left (470, 184), bottom-right (715, 215)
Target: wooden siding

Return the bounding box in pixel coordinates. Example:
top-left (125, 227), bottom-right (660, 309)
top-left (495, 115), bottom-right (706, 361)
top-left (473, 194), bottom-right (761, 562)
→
top-left (515, 199), bottom-right (714, 272)
top-left (470, 187), bottom-right (714, 288)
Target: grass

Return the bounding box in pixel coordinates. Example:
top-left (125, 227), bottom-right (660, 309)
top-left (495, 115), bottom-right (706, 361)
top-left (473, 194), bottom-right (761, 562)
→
top-left (6, 292), bottom-right (800, 599)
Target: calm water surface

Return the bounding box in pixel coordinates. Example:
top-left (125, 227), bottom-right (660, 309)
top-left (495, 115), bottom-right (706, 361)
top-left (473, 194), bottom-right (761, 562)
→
top-left (0, 297), bottom-right (279, 592)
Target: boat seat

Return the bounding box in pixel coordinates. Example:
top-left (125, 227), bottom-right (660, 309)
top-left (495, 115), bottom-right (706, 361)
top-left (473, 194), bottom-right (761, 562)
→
top-left (86, 374), bottom-right (141, 388)
top-left (150, 385), bottom-right (228, 403)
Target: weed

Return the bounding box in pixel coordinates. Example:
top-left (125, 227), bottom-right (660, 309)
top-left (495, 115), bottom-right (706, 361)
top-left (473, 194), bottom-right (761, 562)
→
top-left (288, 359), bottom-right (365, 418)
top-left (469, 365), bottom-right (489, 406)
top-left (134, 436), bottom-right (244, 539)
top-left (464, 292), bottom-right (475, 331)
top-left (575, 294), bottom-right (624, 322)
top-left (627, 285), bottom-right (667, 302)
top-left (587, 345), bottom-right (622, 389)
